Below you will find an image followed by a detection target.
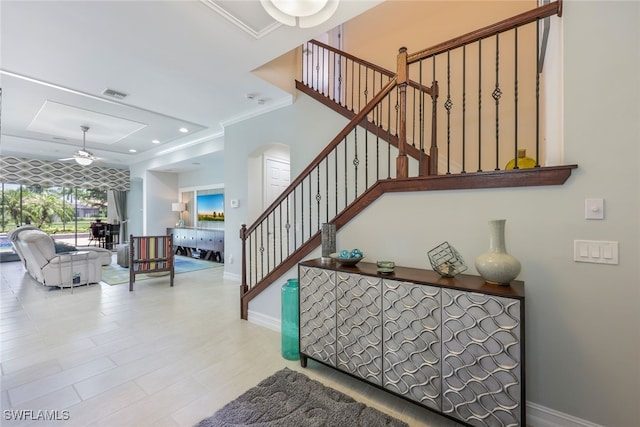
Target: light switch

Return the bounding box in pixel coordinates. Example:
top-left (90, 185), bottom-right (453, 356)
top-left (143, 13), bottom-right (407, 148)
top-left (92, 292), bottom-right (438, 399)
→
top-left (585, 198), bottom-right (604, 220)
top-left (574, 240), bottom-right (619, 264)
top-left (579, 245), bottom-right (589, 258)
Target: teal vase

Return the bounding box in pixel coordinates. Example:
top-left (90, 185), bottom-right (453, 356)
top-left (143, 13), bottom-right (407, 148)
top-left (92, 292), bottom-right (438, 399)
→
top-left (281, 278), bottom-right (299, 360)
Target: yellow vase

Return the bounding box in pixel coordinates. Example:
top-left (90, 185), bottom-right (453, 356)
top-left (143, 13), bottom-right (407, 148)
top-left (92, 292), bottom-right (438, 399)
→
top-left (505, 148), bottom-right (536, 169)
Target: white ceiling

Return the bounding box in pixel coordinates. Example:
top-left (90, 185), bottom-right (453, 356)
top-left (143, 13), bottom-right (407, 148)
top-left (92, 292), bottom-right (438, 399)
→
top-left (0, 0), bottom-right (381, 171)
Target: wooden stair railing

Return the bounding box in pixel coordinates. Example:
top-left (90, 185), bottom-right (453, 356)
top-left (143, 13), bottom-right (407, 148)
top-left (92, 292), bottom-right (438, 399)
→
top-left (298, 39), bottom-right (436, 173)
top-left (240, 78), bottom-right (402, 319)
top-left (240, 0), bottom-right (574, 320)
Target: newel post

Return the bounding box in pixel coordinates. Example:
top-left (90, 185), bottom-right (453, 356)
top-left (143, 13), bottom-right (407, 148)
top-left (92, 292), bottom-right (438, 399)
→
top-left (429, 80), bottom-right (439, 175)
top-left (239, 224), bottom-right (248, 319)
top-left (396, 47), bottom-right (409, 179)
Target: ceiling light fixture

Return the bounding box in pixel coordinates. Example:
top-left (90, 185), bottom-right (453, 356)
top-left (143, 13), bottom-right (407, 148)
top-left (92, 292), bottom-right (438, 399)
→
top-left (260, 0), bottom-right (339, 28)
top-left (74, 126), bottom-right (96, 166)
top-left (179, 127), bottom-right (189, 133)
top-left (75, 156), bottom-right (93, 166)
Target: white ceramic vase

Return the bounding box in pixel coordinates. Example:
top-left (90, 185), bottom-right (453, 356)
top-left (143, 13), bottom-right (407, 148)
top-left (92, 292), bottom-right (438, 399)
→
top-left (474, 219), bottom-right (521, 285)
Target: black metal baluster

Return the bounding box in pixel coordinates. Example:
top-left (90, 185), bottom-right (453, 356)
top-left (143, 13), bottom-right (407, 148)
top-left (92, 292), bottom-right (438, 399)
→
top-left (478, 39), bottom-right (483, 172)
top-left (316, 167), bottom-right (321, 230)
top-left (266, 218), bottom-right (270, 273)
top-left (535, 19), bottom-right (541, 167)
top-left (350, 59), bottom-right (355, 112)
top-left (248, 233), bottom-right (252, 288)
top-left (324, 158), bottom-right (329, 223)
top-left (334, 148), bottom-right (338, 218)
top-left (286, 196), bottom-right (290, 257)
top-left (462, 45), bottom-right (467, 173)
top-left (304, 42), bottom-right (310, 86)
top-left (514, 26), bottom-right (519, 168)
top-left (319, 45), bottom-right (324, 97)
top-left (365, 113), bottom-right (369, 189)
top-left (344, 136), bottom-right (348, 206)
top-left (353, 127), bottom-right (359, 199)
top-left (493, 33), bottom-right (502, 171)
top-left (315, 45), bottom-right (320, 94)
top-left (278, 204), bottom-right (282, 264)
top-left (331, 50), bottom-right (336, 102)
top-left (387, 93), bottom-right (392, 179)
top-left (259, 222), bottom-right (264, 280)
top-left (376, 104), bottom-right (380, 180)
top-left (419, 60), bottom-right (424, 156)
top-left (445, 50), bottom-right (453, 174)
top-left (299, 183), bottom-right (303, 248)
top-left (308, 174), bottom-right (312, 240)
top-left (338, 52), bottom-right (344, 107)
top-left (412, 86), bottom-right (416, 149)
top-left (358, 63), bottom-right (362, 112)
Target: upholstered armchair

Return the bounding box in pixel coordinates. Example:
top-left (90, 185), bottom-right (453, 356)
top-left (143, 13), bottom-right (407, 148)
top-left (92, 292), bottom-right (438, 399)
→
top-left (10, 228), bottom-right (103, 287)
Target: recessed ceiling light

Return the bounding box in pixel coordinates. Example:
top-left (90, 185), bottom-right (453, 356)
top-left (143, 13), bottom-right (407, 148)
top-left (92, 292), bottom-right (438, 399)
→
top-left (179, 127), bottom-right (189, 133)
top-left (152, 139), bottom-right (160, 144)
top-left (129, 149), bottom-right (137, 153)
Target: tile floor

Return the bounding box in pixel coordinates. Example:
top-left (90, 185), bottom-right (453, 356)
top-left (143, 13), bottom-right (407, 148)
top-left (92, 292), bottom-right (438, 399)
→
top-left (1, 257), bottom-right (459, 427)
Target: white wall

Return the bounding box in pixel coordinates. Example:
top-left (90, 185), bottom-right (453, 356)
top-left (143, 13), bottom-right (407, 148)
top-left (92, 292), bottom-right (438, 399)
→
top-left (225, 2), bottom-right (639, 426)
top-left (178, 152), bottom-right (224, 188)
top-left (144, 170), bottom-right (178, 235)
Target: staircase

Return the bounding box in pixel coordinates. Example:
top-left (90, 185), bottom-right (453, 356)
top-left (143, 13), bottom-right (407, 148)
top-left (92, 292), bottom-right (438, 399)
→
top-left (239, 0), bottom-right (575, 320)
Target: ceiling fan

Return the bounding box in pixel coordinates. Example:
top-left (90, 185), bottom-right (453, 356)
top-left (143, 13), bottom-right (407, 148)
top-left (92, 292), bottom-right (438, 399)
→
top-left (59, 125), bottom-right (99, 165)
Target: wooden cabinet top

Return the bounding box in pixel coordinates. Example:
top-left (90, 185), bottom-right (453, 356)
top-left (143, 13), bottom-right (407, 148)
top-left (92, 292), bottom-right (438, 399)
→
top-left (300, 258), bottom-right (524, 299)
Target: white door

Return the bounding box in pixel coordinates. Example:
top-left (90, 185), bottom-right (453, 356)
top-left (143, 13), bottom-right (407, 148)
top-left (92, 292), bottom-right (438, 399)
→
top-left (264, 157), bottom-right (290, 208)
top-left (262, 157), bottom-right (291, 272)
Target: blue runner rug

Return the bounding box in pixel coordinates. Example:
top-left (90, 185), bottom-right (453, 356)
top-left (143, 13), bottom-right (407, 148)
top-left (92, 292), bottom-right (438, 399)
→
top-left (101, 255), bottom-right (222, 285)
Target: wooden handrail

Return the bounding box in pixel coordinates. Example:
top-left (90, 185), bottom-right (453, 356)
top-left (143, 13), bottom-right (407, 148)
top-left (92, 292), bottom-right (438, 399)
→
top-left (305, 39), bottom-right (432, 96)
top-left (407, 0), bottom-right (562, 63)
top-left (307, 39), bottom-right (395, 78)
top-left (242, 77), bottom-right (398, 236)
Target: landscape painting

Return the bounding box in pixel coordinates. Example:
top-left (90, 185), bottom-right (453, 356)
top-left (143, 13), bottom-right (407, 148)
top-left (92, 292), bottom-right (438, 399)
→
top-left (197, 193), bottom-right (224, 222)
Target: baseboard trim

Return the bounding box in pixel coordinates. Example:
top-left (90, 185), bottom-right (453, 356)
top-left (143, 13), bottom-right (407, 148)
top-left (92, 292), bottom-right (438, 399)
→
top-left (223, 271), bottom-right (241, 282)
top-left (527, 402), bottom-right (604, 427)
top-left (247, 310), bottom-right (280, 332)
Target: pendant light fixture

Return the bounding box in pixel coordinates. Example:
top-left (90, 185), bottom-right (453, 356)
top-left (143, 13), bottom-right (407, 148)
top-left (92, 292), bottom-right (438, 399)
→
top-left (260, 0), bottom-right (339, 28)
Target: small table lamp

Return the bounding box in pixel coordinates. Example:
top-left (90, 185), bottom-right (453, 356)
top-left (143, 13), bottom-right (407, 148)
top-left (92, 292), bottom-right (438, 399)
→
top-left (172, 202), bottom-right (186, 227)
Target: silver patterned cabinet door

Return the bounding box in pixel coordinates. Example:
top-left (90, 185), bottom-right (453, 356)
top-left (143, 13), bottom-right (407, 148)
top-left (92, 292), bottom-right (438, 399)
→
top-left (382, 279), bottom-right (441, 411)
top-left (299, 266), bottom-right (337, 367)
top-left (441, 289), bottom-right (522, 427)
top-left (336, 272), bottom-right (382, 385)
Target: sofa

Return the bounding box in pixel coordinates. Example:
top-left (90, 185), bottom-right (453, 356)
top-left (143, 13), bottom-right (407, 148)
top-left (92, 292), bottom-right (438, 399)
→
top-left (8, 226), bottom-right (109, 287)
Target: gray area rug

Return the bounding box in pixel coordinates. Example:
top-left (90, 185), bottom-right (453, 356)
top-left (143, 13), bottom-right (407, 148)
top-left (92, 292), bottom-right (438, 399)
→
top-left (195, 368), bottom-right (408, 427)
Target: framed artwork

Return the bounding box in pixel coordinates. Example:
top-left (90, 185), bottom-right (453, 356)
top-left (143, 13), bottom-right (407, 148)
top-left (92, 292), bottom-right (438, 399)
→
top-left (197, 193), bottom-right (224, 222)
